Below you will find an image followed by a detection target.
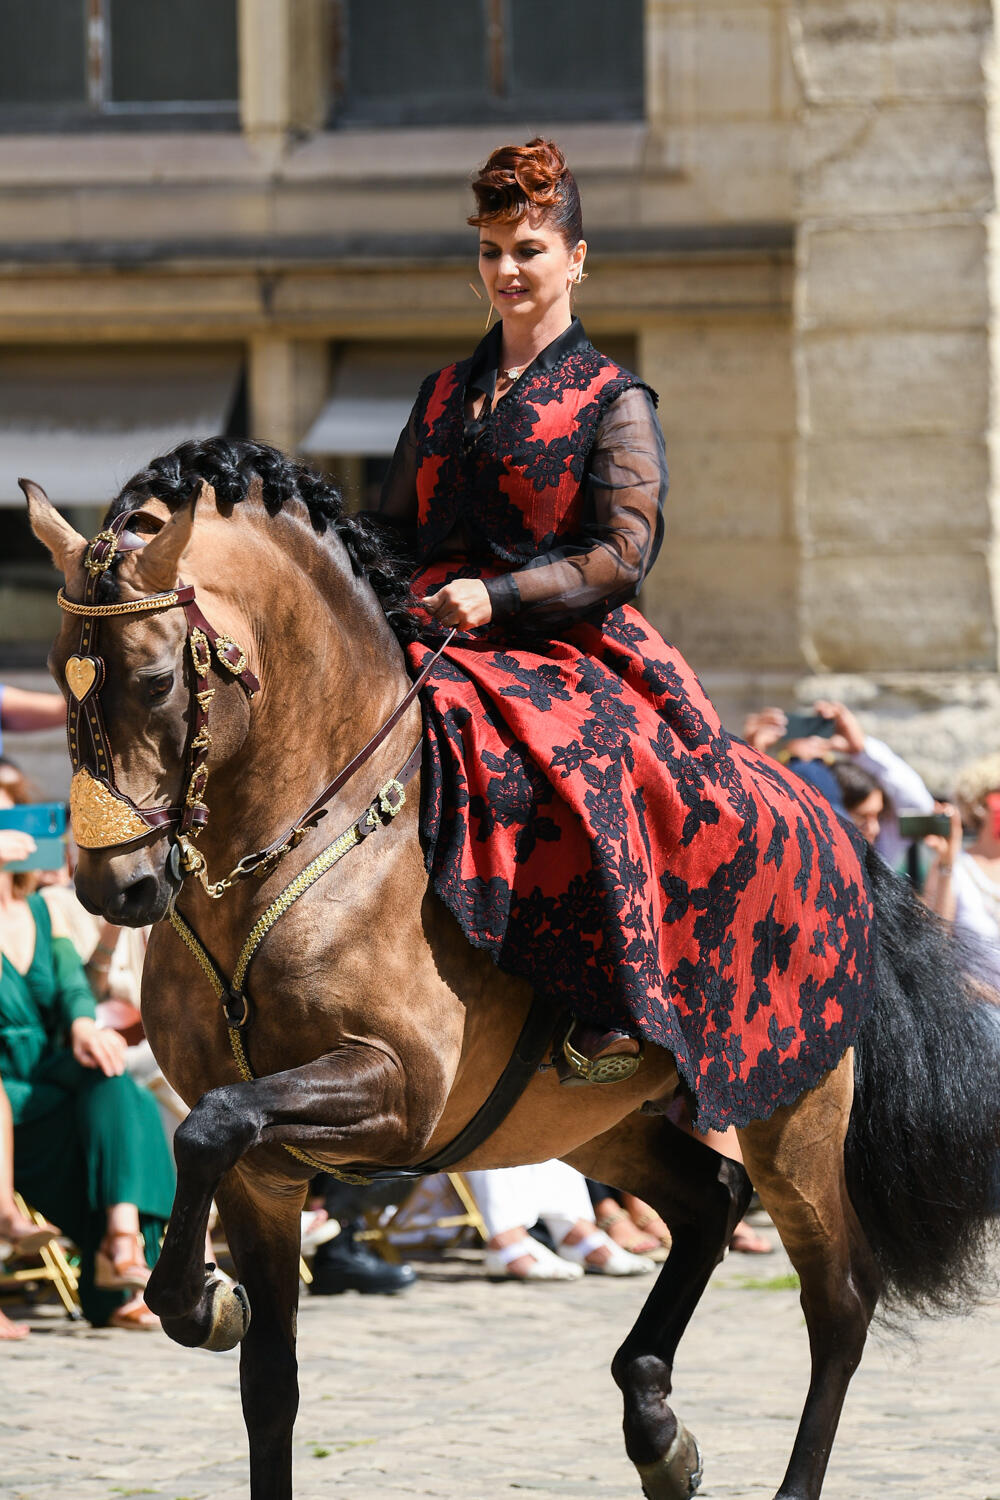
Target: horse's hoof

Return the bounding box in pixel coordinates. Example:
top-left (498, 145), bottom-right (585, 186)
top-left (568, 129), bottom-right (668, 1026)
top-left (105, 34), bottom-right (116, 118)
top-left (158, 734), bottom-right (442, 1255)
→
top-left (635, 1418), bottom-right (703, 1499)
top-left (198, 1273), bottom-right (251, 1351)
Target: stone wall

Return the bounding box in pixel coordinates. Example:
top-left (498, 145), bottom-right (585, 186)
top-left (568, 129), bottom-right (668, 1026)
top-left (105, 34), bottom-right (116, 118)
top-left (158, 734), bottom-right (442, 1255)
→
top-left (4, 0), bottom-right (1000, 793)
top-left (782, 0), bottom-right (1000, 784)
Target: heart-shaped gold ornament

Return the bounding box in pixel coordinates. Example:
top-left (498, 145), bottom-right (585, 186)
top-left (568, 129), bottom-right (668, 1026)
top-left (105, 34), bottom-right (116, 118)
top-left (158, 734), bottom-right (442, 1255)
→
top-left (65, 655), bottom-right (98, 701)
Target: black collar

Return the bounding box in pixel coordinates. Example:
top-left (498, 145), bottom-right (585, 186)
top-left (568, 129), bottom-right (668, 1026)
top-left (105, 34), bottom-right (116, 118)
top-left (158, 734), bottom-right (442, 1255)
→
top-left (467, 316), bottom-right (590, 402)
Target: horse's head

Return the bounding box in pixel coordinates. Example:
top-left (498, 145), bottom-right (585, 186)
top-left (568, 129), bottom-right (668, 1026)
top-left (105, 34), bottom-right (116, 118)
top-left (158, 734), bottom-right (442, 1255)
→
top-left (25, 478), bottom-right (256, 925)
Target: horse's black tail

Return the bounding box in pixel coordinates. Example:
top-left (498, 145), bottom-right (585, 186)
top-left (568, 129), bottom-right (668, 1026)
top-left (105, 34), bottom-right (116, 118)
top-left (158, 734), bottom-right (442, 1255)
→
top-left (845, 843), bottom-right (1000, 1317)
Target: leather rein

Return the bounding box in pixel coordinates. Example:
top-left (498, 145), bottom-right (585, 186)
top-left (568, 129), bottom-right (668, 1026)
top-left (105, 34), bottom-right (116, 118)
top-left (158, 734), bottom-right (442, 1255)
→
top-left (58, 513), bottom-right (558, 1186)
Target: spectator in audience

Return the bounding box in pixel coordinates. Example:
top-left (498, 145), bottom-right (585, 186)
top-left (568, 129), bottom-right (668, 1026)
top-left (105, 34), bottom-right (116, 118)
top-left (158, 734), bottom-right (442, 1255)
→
top-left (464, 1161), bottom-right (655, 1281)
top-left (923, 752), bottom-right (1000, 946)
top-left (0, 1072), bottom-right (60, 1341)
top-left (0, 686), bottom-right (64, 753)
top-left (586, 1182), bottom-right (669, 1259)
top-left (744, 699), bottom-right (936, 869)
top-left (309, 1174), bottom-right (416, 1296)
top-left (0, 767), bottom-right (174, 1329)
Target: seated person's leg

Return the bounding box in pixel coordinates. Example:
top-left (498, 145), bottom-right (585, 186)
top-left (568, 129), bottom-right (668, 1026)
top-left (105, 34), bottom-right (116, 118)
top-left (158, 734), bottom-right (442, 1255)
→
top-left (465, 1164), bottom-right (583, 1281)
top-left (537, 1160), bottom-right (654, 1276)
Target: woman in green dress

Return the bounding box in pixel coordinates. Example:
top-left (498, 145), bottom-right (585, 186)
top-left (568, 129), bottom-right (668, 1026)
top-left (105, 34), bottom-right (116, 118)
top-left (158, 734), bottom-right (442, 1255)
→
top-left (0, 773), bottom-right (175, 1329)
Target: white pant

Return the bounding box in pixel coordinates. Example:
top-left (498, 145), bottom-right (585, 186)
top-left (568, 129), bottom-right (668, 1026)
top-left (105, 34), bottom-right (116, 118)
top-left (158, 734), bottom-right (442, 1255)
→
top-left (464, 1161), bottom-right (593, 1241)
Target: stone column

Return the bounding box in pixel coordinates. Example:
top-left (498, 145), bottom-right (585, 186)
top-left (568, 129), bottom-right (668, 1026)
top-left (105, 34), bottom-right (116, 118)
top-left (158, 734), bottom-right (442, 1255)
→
top-left (791, 1), bottom-right (998, 686)
top-left (247, 337), bottom-right (329, 454)
top-left (639, 0), bottom-right (803, 680)
top-left (239, 0), bottom-right (327, 158)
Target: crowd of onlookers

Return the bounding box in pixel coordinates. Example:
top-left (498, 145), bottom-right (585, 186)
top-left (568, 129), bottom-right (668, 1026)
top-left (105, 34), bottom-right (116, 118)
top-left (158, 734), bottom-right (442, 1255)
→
top-left (2, 680), bottom-right (1000, 1334)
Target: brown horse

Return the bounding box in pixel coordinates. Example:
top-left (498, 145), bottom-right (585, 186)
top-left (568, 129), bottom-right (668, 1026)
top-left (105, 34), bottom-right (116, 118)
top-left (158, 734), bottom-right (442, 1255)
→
top-left (24, 440), bottom-right (1000, 1500)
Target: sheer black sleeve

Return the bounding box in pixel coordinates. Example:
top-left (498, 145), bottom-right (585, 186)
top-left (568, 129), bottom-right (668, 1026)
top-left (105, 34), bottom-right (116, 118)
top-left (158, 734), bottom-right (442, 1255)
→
top-left (484, 386), bottom-right (667, 630)
top-left (376, 401), bottom-right (421, 528)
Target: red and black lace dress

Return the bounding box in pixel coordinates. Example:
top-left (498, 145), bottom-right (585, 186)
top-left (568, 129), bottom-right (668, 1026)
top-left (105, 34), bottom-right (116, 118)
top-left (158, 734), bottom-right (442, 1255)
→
top-left (379, 318), bottom-right (873, 1130)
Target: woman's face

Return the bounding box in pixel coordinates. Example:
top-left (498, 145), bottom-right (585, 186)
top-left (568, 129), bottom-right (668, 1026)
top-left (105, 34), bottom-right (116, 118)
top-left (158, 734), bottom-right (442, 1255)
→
top-left (478, 209), bottom-right (586, 328)
top-left (850, 789), bottom-right (884, 846)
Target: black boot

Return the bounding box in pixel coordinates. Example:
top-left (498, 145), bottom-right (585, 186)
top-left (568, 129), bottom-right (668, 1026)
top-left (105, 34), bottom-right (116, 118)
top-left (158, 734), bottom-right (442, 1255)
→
top-left (309, 1219), bottom-right (416, 1296)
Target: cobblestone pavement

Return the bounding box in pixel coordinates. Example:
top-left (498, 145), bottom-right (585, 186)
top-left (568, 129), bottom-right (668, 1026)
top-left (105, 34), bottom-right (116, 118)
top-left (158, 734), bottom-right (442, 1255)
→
top-left (2, 1227), bottom-right (997, 1500)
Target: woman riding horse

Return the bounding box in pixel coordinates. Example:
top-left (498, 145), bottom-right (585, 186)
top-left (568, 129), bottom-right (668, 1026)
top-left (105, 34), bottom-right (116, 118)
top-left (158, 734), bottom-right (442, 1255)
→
top-left (21, 137), bottom-right (1000, 1500)
top-left (377, 137), bottom-right (873, 1122)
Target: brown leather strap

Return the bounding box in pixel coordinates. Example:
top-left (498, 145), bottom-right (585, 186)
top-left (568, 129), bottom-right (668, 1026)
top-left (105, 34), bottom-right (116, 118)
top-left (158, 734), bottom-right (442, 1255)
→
top-left (232, 630), bottom-right (454, 878)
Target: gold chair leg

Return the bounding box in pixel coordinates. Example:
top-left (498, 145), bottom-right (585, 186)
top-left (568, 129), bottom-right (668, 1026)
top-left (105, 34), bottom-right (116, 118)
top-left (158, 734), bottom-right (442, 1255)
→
top-left (446, 1173), bottom-right (489, 1243)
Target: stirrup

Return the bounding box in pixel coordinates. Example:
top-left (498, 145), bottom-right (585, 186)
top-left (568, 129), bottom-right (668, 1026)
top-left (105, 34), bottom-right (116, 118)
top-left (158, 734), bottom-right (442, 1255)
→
top-left (557, 1021), bottom-right (643, 1086)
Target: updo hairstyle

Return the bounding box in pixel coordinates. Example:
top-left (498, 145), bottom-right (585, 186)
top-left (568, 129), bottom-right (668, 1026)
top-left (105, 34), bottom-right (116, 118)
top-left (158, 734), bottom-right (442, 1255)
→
top-left (468, 137), bottom-right (583, 249)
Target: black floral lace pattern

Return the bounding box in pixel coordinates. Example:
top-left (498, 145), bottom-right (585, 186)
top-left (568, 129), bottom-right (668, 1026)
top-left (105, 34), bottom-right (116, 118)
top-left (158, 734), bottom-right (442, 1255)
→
top-left (403, 339), bottom-right (874, 1131)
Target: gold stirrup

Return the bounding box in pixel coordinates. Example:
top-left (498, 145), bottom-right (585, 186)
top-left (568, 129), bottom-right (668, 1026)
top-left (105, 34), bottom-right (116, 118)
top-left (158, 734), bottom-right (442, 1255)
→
top-left (561, 1022), bottom-right (644, 1085)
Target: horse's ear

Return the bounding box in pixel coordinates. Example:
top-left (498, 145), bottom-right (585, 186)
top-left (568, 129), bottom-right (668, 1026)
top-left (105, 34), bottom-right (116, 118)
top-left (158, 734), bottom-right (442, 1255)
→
top-left (126, 482), bottom-right (211, 593)
top-left (20, 478), bottom-right (88, 575)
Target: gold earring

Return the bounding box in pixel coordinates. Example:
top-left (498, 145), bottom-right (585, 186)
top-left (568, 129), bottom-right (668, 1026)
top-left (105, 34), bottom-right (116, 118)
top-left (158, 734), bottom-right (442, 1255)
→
top-left (484, 301), bottom-right (495, 331)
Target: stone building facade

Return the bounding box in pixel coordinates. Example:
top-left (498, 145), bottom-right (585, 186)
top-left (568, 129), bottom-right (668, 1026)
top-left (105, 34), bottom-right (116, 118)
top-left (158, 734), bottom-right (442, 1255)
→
top-left (0, 0), bottom-right (997, 789)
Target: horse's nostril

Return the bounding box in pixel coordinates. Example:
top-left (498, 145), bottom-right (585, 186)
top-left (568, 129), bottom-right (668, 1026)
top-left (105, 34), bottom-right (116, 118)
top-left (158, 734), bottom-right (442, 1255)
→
top-left (108, 874), bottom-right (161, 924)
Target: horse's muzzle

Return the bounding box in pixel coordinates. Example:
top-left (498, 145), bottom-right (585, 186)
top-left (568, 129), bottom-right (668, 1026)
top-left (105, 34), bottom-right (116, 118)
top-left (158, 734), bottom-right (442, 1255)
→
top-left (75, 842), bottom-right (180, 927)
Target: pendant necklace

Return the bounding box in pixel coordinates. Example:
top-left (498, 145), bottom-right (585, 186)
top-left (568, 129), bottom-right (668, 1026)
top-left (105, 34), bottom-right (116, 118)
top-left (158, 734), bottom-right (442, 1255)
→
top-left (501, 366), bottom-right (522, 382)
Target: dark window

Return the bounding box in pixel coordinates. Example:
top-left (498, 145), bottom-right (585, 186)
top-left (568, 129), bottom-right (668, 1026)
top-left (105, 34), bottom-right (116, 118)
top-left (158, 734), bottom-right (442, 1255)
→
top-left (330, 0), bottom-right (644, 127)
top-left (0, 0), bottom-right (239, 131)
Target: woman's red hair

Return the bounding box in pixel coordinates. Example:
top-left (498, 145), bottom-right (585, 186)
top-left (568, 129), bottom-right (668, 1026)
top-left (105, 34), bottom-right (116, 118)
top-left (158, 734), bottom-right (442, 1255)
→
top-left (469, 138), bottom-right (583, 248)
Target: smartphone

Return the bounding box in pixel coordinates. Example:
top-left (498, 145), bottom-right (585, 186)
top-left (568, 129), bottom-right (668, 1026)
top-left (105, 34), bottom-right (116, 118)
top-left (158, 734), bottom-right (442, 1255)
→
top-left (0, 802), bottom-right (68, 872)
top-left (897, 811), bottom-right (952, 842)
top-left (782, 712), bottom-right (838, 742)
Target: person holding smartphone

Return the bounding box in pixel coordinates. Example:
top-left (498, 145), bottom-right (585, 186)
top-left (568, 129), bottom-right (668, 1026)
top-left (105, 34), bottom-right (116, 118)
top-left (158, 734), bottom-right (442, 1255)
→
top-left (0, 765), bottom-right (174, 1329)
top-left (743, 699), bottom-right (937, 867)
top-left (924, 752), bottom-right (1000, 947)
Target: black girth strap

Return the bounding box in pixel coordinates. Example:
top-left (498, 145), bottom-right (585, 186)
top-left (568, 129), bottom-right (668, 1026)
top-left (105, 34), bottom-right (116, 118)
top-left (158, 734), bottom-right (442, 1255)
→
top-left (352, 992), bottom-right (562, 1184)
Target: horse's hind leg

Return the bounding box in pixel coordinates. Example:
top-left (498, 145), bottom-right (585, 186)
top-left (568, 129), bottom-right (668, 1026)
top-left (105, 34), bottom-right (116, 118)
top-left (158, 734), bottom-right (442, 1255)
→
top-left (567, 1110), bottom-right (752, 1499)
top-left (738, 1053), bottom-right (881, 1500)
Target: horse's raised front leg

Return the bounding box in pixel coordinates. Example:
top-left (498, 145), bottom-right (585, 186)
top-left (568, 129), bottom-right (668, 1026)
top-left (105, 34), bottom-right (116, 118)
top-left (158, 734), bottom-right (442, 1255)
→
top-left (738, 1055), bottom-right (881, 1500)
top-left (567, 1108), bottom-right (751, 1500)
top-left (145, 1043), bottom-right (408, 1341)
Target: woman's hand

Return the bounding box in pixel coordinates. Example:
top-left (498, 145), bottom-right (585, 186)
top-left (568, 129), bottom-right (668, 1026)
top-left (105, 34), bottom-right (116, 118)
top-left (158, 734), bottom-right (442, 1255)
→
top-left (924, 802), bottom-right (963, 871)
top-left (0, 830), bottom-right (35, 868)
top-left (743, 708), bottom-right (787, 755)
top-left (70, 1016), bottom-right (127, 1076)
top-left (422, 579), bottom-right (492, 631)
top-left (813, 699), bottom-right (866, 756)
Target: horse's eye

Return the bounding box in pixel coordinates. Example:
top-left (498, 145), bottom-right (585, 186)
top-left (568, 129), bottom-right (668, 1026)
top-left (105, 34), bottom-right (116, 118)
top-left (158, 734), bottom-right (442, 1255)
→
top-left (147, 673), bottom-right (174, 701)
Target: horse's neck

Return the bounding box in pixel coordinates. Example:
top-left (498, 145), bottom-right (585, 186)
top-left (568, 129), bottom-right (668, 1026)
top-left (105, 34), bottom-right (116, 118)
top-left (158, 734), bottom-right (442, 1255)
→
top-left (190, 514), bottom-right (411, 880)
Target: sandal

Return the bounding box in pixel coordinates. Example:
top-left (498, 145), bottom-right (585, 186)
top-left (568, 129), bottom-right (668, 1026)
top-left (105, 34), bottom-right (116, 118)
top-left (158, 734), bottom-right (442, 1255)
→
top-left (730, 1220), bottom-right (774, 1255)
top-left (628, 1210), bottom-right (672, 1262)
top-left (484, 1237), bottom-right (584, 1282)
top-left (0, 1214), bottom-right (61, 1260)
top-left (108, 1298), bottom-right (161, 1331)
top-left (556, 1228), bottom-right (655, 1277)
top-left (301, 1210), bottom-right (341, 1254)
top-left (596, 1208), bottom-right (662, 1258)
top-left (95, 1232), bottom-right (151, 1291)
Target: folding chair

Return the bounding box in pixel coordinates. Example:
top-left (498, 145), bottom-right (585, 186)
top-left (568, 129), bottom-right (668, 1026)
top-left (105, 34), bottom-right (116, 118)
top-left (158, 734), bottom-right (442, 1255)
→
top-left (362, 1172), bottom-right (489, 1261)
top-left (0, 1192), bottom-right (82, 1319)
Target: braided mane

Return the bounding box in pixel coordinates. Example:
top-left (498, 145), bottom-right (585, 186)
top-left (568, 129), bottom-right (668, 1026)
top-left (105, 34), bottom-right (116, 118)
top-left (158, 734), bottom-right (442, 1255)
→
top-left (104, 437), bottom-right (419, 641)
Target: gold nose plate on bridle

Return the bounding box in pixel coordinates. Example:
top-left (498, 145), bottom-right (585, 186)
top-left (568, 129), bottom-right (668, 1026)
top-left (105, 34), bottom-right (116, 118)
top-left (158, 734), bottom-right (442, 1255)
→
top-left (70, 768), bottom-right (151, 849)
top-left (65, 655), bottom-right (99, 701)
